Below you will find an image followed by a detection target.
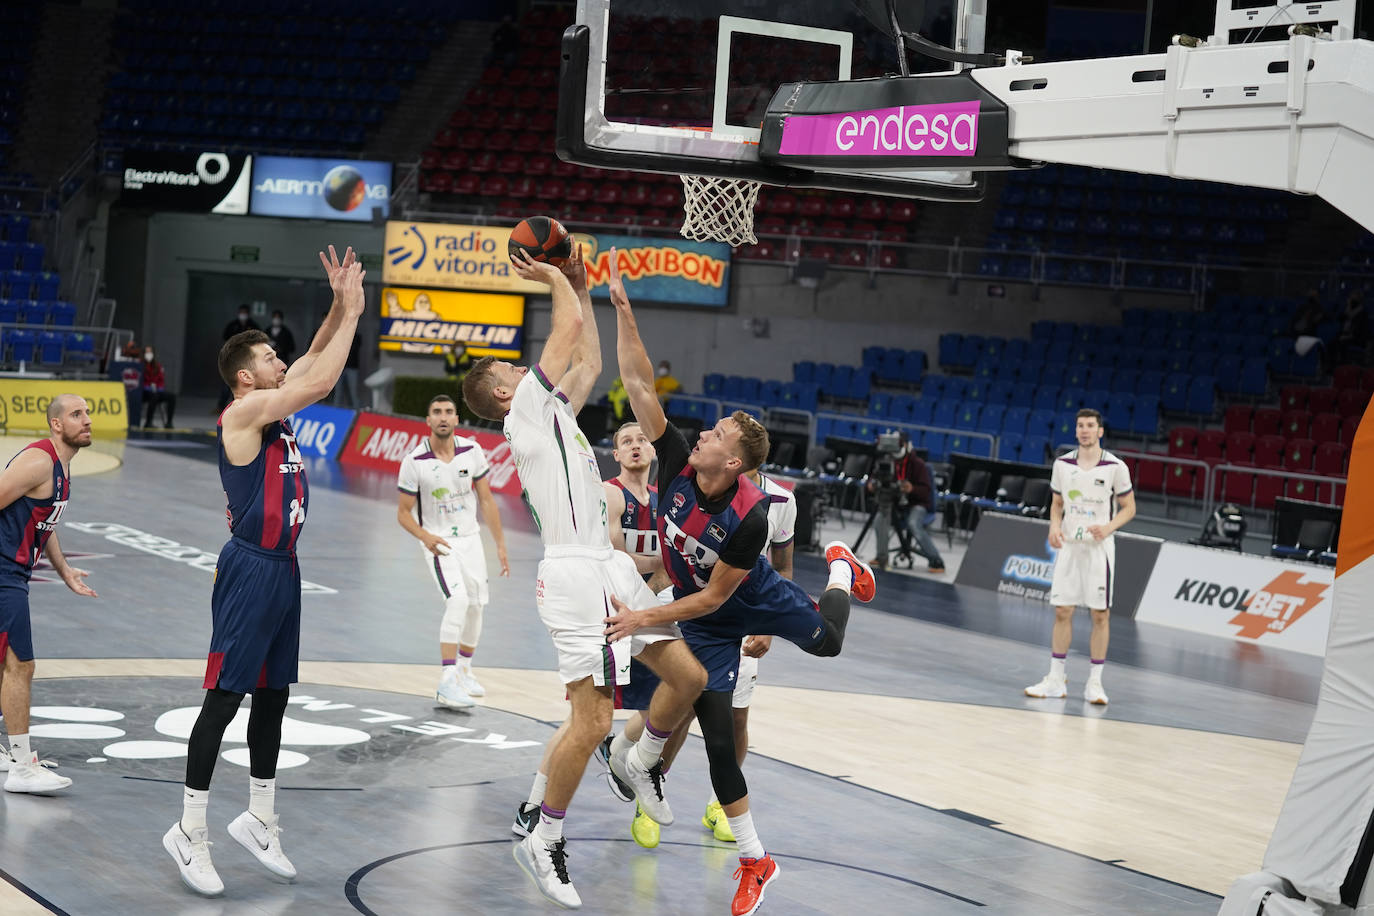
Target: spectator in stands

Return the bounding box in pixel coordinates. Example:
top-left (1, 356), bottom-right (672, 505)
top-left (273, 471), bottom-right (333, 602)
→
top-left (1337, 294), bottom-right (1370, 365)
top-left (141, 345), bottom-right (176, 429)
top-left (441, 341), bottom-right (471, 379)
top-left (868, 432), bottom-right (944, 574)
top-left (217, 306), bottom-right (260, 411)
top-left (653, 360), bottom-right (681, 402)
top-left (1290, 290), bottom-right (1324, 337)
top-left (606, 376), bottom-right (629, 421)
top-left (267, 310), bottom-right (296, 366)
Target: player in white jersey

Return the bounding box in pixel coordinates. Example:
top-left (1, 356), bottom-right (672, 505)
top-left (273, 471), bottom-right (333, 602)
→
top-left (1025, 408), bottom-right (1135, 705)
top-left (397, 394), bottom-right (509, 709)
top-left (462, 245), bottom-right (705, 910)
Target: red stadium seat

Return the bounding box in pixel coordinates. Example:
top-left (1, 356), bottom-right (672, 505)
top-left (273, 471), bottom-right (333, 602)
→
top-left (507, 177), bottom-right (535, 199)
top-left (447, 109), bottom-right (472, 129)
top-left (856, 198), bottom-right (885, 221)
top-left (1338, 387), bottom-right (1370, 417)
top-left (1279, 385), bottom-right (1309, 411)
top-left (526, 158), bottom-right (552, 177)
top-left (468, 152), bottom-right (495, 173)
top-left (513, 132), bottom-right (544, 154)
top-left (1252, 407), bottom-right (1281, 437)
top-left (495, 153), bottom-right (523, 174)
top-left (442, 150), bottom-right (470, 171)
top-left (433, 128), bottom-right (458, 148)
top-left (1283, 438), bottom-right (1315, 470)
top-left (452, 173), bottom-right (478, 194)
top-left (798, 196), bottom-right (825, 218)
top-left (1167, 426), bottom-right (1198, 458)
top-left (565, 180), bottom-right (593, 203)
top-left (1164, 465), bottom-right (1197, 499)
top-left (1134, 457), bottom-right (1164, 494)
top-left (420, 149), bottom-right (441, 170)
top-left (1255, 474), bottom-right (1284, 510)
top-left (1253, 434), bottom-right (1285, 468)
top-left (1315, 441), bottom-right (1348, 477)
top-left (1308, 387), bottom-right (1338, 414)
top-left (1223, 431), bottom-right (1255, 464)
top-left (1284, 478), bottom-right (1329, 504)
top-left (1197, 429), bottom-right (1226, 464)
top-left (886, 200), bottom-right (918, 222)
top-left (623, 184), bottom-right (652, 207)
top-left (1310, 412), bottom-right (1341, 444)
top-left (535, 179), bottom-right (566, 201)
top-left (1220, 465), bottom-right (1255, 506)
top-left (422, 171), bottom-right (451, 193)
top-left (600, 183), bottom-right (623, 206)
top-left (1223, 404), bottom-right (1252, 436)
top-left (1280, 410), bottom-right (1310, 439)
top-left (1334, 364), bottom-right (1363, 390)
top-left (478, 175), bottom-right (508, 197)
top-left (826, 198), bottom-right (855, 219)
top-left (1344, 415), bottom-right (1362, 445)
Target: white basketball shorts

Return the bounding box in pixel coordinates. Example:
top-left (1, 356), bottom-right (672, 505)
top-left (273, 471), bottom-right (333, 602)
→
top-left (1049, 538), bottom-right (1115, 610)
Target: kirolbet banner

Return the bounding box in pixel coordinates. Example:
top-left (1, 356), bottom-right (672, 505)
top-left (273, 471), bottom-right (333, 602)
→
top-left (250, 156), bottom-right (391, 221)
top-left (1135, 542), bottom-right (1335, 656)
top-left (338, 411), bottom-right (520, 495)
top-left (0, 380), bottom-right (129, 438)
top-left (286, 405), bottom-right (356, 461)
top-left (380, 287), bottom-right (524, 358)
top-left (120, 150), bottom-right (252, 214)
top-left (953, 514), bottom-right (1162, 618)
top-left (582, 235), bottom-right (730, 308)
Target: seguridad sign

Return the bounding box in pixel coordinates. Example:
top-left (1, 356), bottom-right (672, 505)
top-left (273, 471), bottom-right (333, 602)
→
top-left (338, 411), bottom-right (520, 495)
top-left (1135, 542), bottom-right (1335, 655)
top-left (0, 380), bottom-right (129, 438)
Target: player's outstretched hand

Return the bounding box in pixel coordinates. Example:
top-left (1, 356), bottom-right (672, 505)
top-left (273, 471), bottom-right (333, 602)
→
top-left (559, 242), bottom-right (587, 291)
top-left (509, 248), bottom-right (565, 285)
top-left (497, 544), bottom-right (510, 576)
top-left (604, 595), bottom-right (643, 642)
top-left (318, 245), bottom-right (355, 293)
top-left (607, 247), bottom-right (630, 310)
top-left (63, 566), bottom-right (98, 598)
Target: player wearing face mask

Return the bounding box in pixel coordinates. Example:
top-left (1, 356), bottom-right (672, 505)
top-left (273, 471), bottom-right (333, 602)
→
top-left (267, 311), bottom-right (296, 367)
top-left (141, 346), bottom-right (176, 429)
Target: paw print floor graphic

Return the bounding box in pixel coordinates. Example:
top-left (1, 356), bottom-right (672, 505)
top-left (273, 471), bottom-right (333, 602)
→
top-left (10, 678), bottom-right (543, 787)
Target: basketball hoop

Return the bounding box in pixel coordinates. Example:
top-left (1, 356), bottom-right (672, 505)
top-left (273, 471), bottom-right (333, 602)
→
top-left (679, 175), bottom-right (761, 247)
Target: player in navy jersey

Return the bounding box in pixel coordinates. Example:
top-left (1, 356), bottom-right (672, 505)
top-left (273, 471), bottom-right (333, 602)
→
top-left (602, 251), bottom-right (875, 916)
top-left (0, 394), bottom-right (97, 796)
top-left (163, 245), bottom-right (366, 898)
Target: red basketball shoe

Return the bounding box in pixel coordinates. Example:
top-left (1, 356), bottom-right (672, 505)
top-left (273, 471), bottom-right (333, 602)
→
top-left (825, 541), bottom-right (876, 602)
top-left (731, 855), bottom-right (780, 916)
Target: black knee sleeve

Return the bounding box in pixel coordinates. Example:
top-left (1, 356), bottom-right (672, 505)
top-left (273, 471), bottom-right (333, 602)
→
top-left (186, 687), bottom-right (244, 791)
top-left (805, 588), bottom-right (851, 657)
top-left (246, 686), bottom-right (290, 780)
top-left (694, 690), bottom-right (747, 806)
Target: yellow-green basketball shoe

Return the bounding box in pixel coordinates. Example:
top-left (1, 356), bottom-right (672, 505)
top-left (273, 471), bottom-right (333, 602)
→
top-left (632, 801), bottom-right (661, 849)
top-left (702, 799), bottom-right (736, 842)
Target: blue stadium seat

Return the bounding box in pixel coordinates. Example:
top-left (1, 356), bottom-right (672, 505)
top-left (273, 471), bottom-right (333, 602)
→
top-left (923, 431), bottom-right (946, 460)
top-left (1002, 406), bottom-right (1030, 436)
top-left (1010, 383), bottom-right (1036, 408)
top-left (1027, 409), bottom-right (1056, 437)
top-left (1032, 385), bottom-right (1059, 411)
top-left (1022, 435), bottom-right (1050, 464)
top-left (32, 272), bottom-right (58, 300)
top-left (956, 336), bottom-right (983, 367)
top-left (938, 333), bottom-right (962, 368)
top-left (1238, 358), bottom-right (1268, 396)
top-left (848, 368), bottom-right (872, 401)
top-left (1187, 376), bottom-right (1215, 415)
top-left (1113, 369), bottom-right (1138, 394)
top-left (954, 402), bottom-right (981, 430)
top-left (998, 432), bottom-right (1024, 462)
top-left (888, 395), bottom-right (915, 422)
top-left (47, 300), bottom-right (75, 327)
top-left (931, 399), bottom-right (957, 429)
top-left (868, 392), bottom-right (891, 417)
top-left (908, 397), bottom-right (934, 426)
top-left (7, 329), bottom-right (35, 362)
top-left (1137, 370), bottom-right (1164, 398)
top-left (37, 331), bottom-right (63, 364)
top-left (1058, 388), bottom-right (1085, 413)
top-left (792, 362), bottom-right (814, 384)
top-left (861, 346), bottom-right (884, 370)
top-left (759, 379), bottom-right (783, 408)
top-left (1131, 395), bottom-right (1160, 436)
top-left (977, 404), bottom-right (1005, 434)
top-left (0, 300), bottom-right (16, 325)
top-left (703, 373), bottom-right (725, 396)
top-left (1161, 373), bottom-right (1190, 412)
top-left (1105, 395), bottom-right (1134, 434)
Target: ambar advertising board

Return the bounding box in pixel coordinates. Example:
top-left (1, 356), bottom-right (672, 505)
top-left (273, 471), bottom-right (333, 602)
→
top-left (120, 150), bottom-right (252, 214)
top-left (338, 411), bottom-right (521, 496)
top-left (0, 380), bottom-right (129, 438)
top-left (1135, 542), bottom-right (1335, 656)
top-left (380, 287), bottom-right (524, 358)
top-left (582, 235), bottom-right (731, 308)
top-left (954, 514), bottom-right (1162, 617)
top-left (250, 156), bottom-right (391, 222)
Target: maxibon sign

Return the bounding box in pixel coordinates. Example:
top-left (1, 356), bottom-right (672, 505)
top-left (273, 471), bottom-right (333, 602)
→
top-left (778, 101), bottom-right (981, 157)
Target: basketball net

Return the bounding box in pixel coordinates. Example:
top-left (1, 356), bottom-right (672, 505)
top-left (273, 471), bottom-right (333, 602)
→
top-left (679, 175), bottom-right (761, 247)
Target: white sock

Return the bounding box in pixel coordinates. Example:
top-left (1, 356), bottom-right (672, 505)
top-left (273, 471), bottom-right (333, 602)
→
top-left (610, 730), bottom-right (635, 759)
top-left (182, 786), bottom-right (209, 833)
top-left (10, 733), bottom-right (30, 763)
top-left (535, 806), bottom-right (565, 845)
top-left (1049, 656), bottom-right (1066, 680)
top-left (1088, 661), bottom-right (1105, 683)
top-left (526, 771), bottom-right (548, 808)
top-left (459, 655), bottom-right (473, 674)
top-left (727, 810), bottom-right (765, 859)
top-left (827, 560), bottom-right (854, 591)
top-left (635, 720), bottom-right (671, 769)
top-left (249, 776), bottom-right (276, 822)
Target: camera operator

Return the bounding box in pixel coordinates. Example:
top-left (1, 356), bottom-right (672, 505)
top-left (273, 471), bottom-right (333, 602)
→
top-left (866, 432), bottom-right (945, 574)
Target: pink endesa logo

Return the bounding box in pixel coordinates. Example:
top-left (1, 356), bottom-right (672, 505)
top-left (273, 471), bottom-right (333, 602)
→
top-left (778, 101), bottom-right (980, 157)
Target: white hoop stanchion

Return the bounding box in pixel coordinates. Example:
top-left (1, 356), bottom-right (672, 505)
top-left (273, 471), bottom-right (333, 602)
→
top-left (679, 174), bottom-right (762, 247)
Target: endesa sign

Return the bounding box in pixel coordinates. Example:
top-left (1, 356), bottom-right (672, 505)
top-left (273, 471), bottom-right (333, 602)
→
top-left (582, 235), bottom-right (731, 308)
top-left (380, 287), bottom-right (524, 359)
top-left (1135, 543), bottom-right (1335, 656)
top-left (339, 411), bottom-right (520, 495)
top-left (120, 150), bottom-right (251, 214)
top-left (286, 404), bottom-right (356, 461)
top-left (250, 156), bottom-right (391, 221)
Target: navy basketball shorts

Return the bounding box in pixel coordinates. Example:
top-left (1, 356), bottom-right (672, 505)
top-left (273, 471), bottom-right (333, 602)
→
top-left (683, 570), bottom-right (827, 659)
top-left (205, 538), bottom-right (301, 694)
top-left (0, 566), bottom-right (33, 662)
top-left (616, 657), bottom-right (659, 711)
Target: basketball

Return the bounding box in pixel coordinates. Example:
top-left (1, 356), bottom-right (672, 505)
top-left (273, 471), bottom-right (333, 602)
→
top-left (508, 215), bottom-right (573, 267)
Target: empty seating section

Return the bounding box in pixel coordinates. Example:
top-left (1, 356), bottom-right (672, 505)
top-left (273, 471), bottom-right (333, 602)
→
top-left (983, 165), bottom-right (1290, 289)
top-left (1161, 367), bottom-right (1366, 509)
top-left (100, 0), bottom-right (457, 151)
